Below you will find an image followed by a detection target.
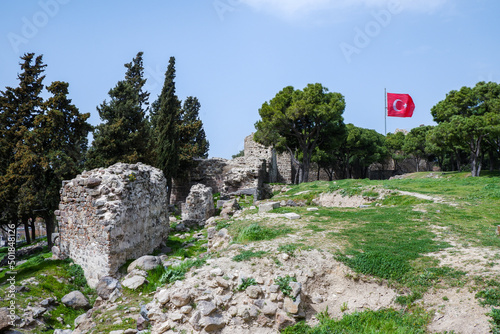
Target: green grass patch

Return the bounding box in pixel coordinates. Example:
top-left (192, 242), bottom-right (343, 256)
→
top-left (141, 257), bottom-right (206, 293)
top-left (233, 223), bottom-right (293, 243)
top-left (282, 308), bottom-right (431, 334)
top-left (232, 249), bottom-right (268, 262)
top-left (477, 288), bottom-right (500, 307)
top-left (380, 194), bottom-right (432, 206)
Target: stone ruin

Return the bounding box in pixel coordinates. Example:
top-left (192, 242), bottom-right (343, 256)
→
top-left (53, 163), bottom-right (169, 288)
top-left (171, 134), bottom-right (294, 204)
top-left (181, 184), bottom-right (215, 227)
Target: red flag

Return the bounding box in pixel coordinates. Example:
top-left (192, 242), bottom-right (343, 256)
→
top-left (387, 93), bottom-right (415, 117)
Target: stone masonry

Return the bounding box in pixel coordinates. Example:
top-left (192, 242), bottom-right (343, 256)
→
top-left (54, 163), bottom-right (169, 288)
top-left (171, 134), bottom-right (291, 204)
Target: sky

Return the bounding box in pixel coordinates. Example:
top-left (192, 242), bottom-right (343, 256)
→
top-left (1, 0), bottom-right (499, 159)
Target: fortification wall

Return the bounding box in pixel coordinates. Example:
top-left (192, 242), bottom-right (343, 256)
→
top-left (54, 163), bottom-right (169, 288)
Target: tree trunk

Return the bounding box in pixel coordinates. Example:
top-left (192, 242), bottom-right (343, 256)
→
top-left (167, 177), bottom-right (173, 204)
top-left (44, 214), bottom-right (54, 248)
top-left (30, 217), bottom-right (36, 242)
top-left (23, 219), bottom-right (31, 244)
top-left (302, 155), bottom-right (310, 183)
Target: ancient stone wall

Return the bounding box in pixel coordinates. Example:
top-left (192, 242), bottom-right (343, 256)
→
top-left (54, 163), bottom-right (169, 288)
top-left (171, 158), bottom-right (228, 204)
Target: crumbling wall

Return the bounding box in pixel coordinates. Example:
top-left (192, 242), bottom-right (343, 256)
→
top-left (54, 163), bottom-right (169, 288)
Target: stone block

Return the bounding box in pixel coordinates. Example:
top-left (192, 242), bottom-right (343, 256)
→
top-left (259, 202), bottom-right (280, 213)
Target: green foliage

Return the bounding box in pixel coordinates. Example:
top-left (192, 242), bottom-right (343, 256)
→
top-left (281, 308), bottom-right (430, 334)
top-left (430, 81), bottom-right (500, 176)
top-left (402, 125), bottom-right (434, 172)
top-left (477, 288), bottom-right (500, 307)
top-left (153, 56), bottom-right (182, 201)
top-left (254, 83), bottom-right (346, 183)
top-left (86, 52), bottom-right (150, 169)
top-left (234, 223), bottom-right (293, 243)
top-left (0, 54), bottom-right (91, 244)
top-left (232, 149), bottom-right (244, 159)
top-left (488, 308), bottom-right (500, 334)
top-left (318, 123), bottom-right (388, 179)
top-left (275, 275), bottom-right (297, 300)
top-left (277, 243), bottom-right (301, 256)
top-left (232, 249), bottom-right (268, 262)
top-left (237, 277), bottom-right (257, 291)
top-left (142, 257), bottom-right (206, 293)
top-left (177, 96), bottom-right (210, 175)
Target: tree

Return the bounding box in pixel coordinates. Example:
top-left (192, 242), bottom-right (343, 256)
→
top-left (86, 52), bottom-right (150, 169)
top-left (254, 83), bottom-right (346, 183)
top-left (0, 55), bottom-right (91, 247)
top-left (328, 124), bottom-right (387, 179)
top-left (153, 57), bottom-right (182, 203)
top-left (0, 53), bottom-right (46, 244)
top-left (32, 81), bottom-right (91, 246)
top-left (385, 131), bottom-right (406, 172)
top-left (431, 81), bottom-right (500, 176)
top-left (177, 96), bottom-right (209, 175)
top-left (402, 125), bottom-right (433, 172)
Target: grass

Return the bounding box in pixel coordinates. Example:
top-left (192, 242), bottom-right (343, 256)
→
top-left (141, 257), bottom-right (206, 294)
top-left (272, 173), bottom-right (500, 308)
top-left (231, 222), bottom-right (293, 243)
top-left (232, 249), bottom-right (268, 262)
top-left (0, 254), bottom-right (96, 333)
top-left (282, 307), bottom-right (431, 334)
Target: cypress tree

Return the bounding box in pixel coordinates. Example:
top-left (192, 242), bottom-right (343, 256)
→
top-left (86, 52), bottom-right (150, 169)
top-left (153, 56), bottom-right (181, 203)
top-left (177, 96), bottom-right (209, 175)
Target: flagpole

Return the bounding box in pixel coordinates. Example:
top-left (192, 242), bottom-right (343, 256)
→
top-left (384, 88), bottom-right (387, 135)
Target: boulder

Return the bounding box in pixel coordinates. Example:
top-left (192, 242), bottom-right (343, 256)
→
top-left (0, 307), bottom-right (12, 331)
top-left (259, 202), bottom-right (280, 213)
top-left (127, 255), bottom-right (161, 273)
top-left (61, 291), bottom-right (90, 309)
top-left (121, 276), bottom-right (147, 290)
top-left (220, 199), bottom-right (241, 219)
top-left (182, 184), bottom-right (214, 224)
top-left (96, 276), bottom-right (121, 299)
top-left (199, 313), bottom-right (225, 332)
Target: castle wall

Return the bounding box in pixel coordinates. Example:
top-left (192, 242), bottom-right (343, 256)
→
top-left (54, 163), bottom-right (169, 288)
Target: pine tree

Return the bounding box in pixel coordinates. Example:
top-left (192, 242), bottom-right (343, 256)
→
top-left (86, 52), bottom-right (150, 169)
top-left (153, 56), bottom-right (181, 203)
top-left (177, 96), bottom-right (209, 175)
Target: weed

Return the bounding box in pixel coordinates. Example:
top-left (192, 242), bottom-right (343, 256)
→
top-left (488, 308), bottom-right (500, 334)
top-left (237, 277), bottom-right (257, 291)
top-left (277, 243), bottom-right (300, 257)
top-left (340, 302), bottom-right (348, 312)
top-left (275, 275), bottom-right (297, 300)
top-left (142, 257), bottom-right (206, 293)
top-left (476, 288), bottom-right (500, 307)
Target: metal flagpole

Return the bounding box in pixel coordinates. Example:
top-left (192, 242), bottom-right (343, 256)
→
top-left (384, 88), bottom-right (387, 135)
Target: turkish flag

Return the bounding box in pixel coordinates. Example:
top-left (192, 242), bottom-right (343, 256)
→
top-left (387, 93), bottom-right (415, 117)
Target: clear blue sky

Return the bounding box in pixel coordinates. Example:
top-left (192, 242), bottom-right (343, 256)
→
top-left (1, 0), bottom-right (499, 159)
